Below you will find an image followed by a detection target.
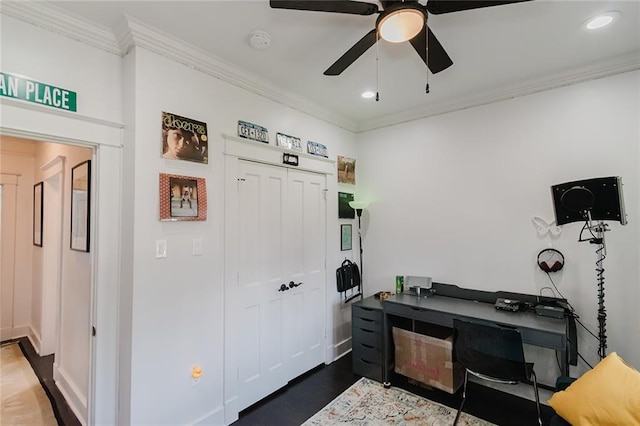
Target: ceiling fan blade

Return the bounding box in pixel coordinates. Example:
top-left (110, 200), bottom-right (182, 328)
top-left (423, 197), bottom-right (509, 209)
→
top-left (426, 0), bottom-right (531, 15)
top-left (270, 1), bottom-right (379, 15)
top-left (324, 29), bottom-right (378, 76)
top-left (409, 26), bottom-right (453, 74)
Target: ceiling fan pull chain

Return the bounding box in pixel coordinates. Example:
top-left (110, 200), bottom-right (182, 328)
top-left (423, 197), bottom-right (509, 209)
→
top-left (375, 29), bottom-right (380, 102)
top-left (425, 23), bottom-right (430, 94)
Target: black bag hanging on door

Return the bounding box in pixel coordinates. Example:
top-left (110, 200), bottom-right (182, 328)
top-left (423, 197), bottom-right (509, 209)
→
top-left (336, 259), bottom-right (362, 303)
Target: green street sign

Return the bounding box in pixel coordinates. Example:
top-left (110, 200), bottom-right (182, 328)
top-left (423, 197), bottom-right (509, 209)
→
top-left (0, 72), bottom-right (77, 112)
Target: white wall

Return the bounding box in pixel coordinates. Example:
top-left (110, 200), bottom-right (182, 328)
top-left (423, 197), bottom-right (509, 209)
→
top-left (0, 139), bottom-right (35, 340)
top-left (357, 71), bottom-right (640, 379)
top-left (1, 14), bottom-right (124, 426)
top-left (123, 46), bottom-right (358, 425)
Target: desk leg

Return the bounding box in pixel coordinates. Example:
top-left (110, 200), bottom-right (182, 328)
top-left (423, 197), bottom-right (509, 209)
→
top-left (382, 312), bottom-right (391, 388)
top-left (561, 349), bottom-right (569, 377)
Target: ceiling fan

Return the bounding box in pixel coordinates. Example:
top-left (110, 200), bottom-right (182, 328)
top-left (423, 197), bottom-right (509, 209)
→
top-left (270, 0), bottom-right (530, 76)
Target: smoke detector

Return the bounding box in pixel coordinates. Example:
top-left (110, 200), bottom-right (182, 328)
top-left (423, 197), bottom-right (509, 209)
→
top-left (249, 31), bottom-right (271, 50)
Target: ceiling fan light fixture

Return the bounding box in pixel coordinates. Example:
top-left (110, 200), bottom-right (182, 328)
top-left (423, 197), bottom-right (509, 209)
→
top-left (362, 91), bottom-right (375, 99)
top-left (378, 9), bottom-right (424, 43)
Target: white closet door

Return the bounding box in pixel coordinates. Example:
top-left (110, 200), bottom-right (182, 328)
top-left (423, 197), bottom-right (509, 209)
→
top-left (284, 169), bottom-right (326, 380)
top-left (232, 161), bottom-right (327, 411)
top-left (235, 160), bottom-right (289, 409)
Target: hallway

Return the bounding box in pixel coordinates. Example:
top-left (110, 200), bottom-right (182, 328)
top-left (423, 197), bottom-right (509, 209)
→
top-left (4, 338), bottom-right (81, 426)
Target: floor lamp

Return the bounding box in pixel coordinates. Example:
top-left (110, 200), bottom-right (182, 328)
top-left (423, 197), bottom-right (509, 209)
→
top-left (349, 200), bottom-right (369, 295)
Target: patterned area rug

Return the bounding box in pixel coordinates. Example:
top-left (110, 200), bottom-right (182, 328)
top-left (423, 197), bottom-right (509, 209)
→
top-left (303, 377), bottom-right (495, 425)
top-left (1, 342), bottom-right (58, 426)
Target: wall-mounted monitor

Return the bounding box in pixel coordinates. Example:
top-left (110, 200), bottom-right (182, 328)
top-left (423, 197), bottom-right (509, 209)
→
top-left (551, 176), bottom-right (627, 226)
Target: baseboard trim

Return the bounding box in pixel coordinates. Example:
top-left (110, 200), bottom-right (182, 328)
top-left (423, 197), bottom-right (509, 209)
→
top-left (190, 405), bottom-right (224, 426)
top-left (54, 364), bottom-right (88, 426)
top-left (330, 337), bottom-right (352, 362)
top-left (223, 395), bottom-right (240, 425)
top-left (28, 325), bottom-right (42, 354)
top-left (0, 325), bottom-right (30, 342)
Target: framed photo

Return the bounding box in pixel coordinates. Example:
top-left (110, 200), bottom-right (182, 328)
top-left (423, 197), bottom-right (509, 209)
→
top-left (70, 160), bottom-right (91, 252)
top-left (341, 224), bottom-right (352, 251)
top-left (162, 111), bottom-right (209, 164)
top-left (159, 173), bottom-right (207, 221)
top-left (338, 192), bottom-right (355, 219)
top-left (337, 155), bottom-right (356, 184)
top-left (33, 182), bottom-right (43, 247)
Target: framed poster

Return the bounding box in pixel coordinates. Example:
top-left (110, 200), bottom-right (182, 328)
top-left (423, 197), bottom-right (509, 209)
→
top-left (162, 111), bottom-right (209, 164)
top-left (338, 192), bottom-right (355, 219)
top-left (70, 160), bottom-right (91, 252)
top-left (337, 155), bottom-right (356, 184)
top-left (159, 173), bottom-right (207, 221)
top-left (341, 224), bottom-right (352, 251)
top-left (33, 182), bottom-right (43, 247)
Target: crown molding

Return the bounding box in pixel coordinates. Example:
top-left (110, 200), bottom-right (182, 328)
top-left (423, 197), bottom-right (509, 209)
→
top-left (0, 1), bottom-right (121, 55)
top-left (1, 2), bottom-right (357, 131)
top-left (118, 16), bottom-right (357, 131)
top-left (3, 2), bottom-right (638, 134)
top-left (356, 51), bottom-right (640, 132)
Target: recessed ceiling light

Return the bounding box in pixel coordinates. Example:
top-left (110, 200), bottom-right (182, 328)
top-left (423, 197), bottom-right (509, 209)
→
top-left (584, 11), bottom-right (620, 30)
top-left (362, 91), bottom-right (375, 99)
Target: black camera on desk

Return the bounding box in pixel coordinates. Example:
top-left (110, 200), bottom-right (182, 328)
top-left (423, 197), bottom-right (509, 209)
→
top-left (494, 298), bottom-right (527, 312)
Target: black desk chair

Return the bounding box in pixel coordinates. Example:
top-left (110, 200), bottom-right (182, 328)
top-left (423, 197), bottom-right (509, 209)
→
top-left (452, 319), bottom-right (542, 426)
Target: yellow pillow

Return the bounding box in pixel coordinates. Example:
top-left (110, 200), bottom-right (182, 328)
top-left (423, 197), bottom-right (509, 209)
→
top-left (548, 352), bottom-right (640, 426)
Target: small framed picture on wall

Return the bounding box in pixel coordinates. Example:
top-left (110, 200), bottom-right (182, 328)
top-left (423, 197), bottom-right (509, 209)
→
top-left (341, 224), bottom-right (352, 251)
top-left (338, 192), bottom-right (355, 219)
top-left (33, 182), bottom-right (43, 247)
top-left (159, 173), bottom-right (208, 221)
top-left (70, 160), bottom-right (91, 252)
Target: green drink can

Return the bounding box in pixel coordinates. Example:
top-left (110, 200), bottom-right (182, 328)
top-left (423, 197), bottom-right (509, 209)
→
top-left (395, 275), bottom-right (404, 294)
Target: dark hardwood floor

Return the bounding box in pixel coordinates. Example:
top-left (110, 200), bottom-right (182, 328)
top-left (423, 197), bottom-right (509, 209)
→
top-left (7, 337), bottom-right (81, 426)
top-left (7, 338), bottom-right (556, 425)
top-left (233, 352), bottom-right (557, 426)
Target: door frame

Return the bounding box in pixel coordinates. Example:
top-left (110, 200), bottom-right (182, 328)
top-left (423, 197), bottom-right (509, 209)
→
top-left (1, 98), bottom-right (124, 426)
top-left (39, 155), bottom-right (65, 357)
top-left (222, 133), bottom-right (335, 424)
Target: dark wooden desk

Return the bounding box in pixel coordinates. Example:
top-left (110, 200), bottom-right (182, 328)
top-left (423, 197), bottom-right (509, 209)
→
top-left (381, 293), bottom-right (570, 386)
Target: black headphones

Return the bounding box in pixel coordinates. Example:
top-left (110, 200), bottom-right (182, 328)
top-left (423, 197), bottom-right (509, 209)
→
top-left (537, 248), bottom-right (565, 273)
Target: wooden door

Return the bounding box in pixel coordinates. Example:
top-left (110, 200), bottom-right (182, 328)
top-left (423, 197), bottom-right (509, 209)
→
top-left (231, 161), bottom-right (327, 411)
top-left (234, 160), bottom-right (289, 409)
top-left (284, 169), bottom-right (326, 379)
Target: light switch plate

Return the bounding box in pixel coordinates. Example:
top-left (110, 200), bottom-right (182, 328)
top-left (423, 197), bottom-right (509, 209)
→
top-left (156, 240), bottom-right (167, 258)
top-left (192, 238), bottom-right (203, 256)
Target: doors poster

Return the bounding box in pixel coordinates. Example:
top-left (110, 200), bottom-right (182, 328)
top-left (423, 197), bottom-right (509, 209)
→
top-left (71, 160), bottom-right (91, 252)
top-left (159, 173), bottom-right (207, 221)
top-left (161, 111), bottom-right (208, 164)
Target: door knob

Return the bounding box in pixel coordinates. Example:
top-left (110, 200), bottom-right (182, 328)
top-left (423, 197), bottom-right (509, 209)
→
top-left (278, 284), bottom-right (290, 292)
top-left (288, 281), bottom-right (303, 288)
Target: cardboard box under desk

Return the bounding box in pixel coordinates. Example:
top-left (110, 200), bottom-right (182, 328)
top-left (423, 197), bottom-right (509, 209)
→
top-left (393, 326), bottom-right (464, 394)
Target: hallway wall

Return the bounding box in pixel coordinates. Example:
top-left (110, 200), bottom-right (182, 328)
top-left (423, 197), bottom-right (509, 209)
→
top-left (32, 141), bottom-right (92, 423)
top-left (0, 138), bottom-right (36, 341)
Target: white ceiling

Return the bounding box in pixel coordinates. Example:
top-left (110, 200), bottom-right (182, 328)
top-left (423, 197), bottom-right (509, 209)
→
top-left (38, 1), bottom-right (640, 131)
